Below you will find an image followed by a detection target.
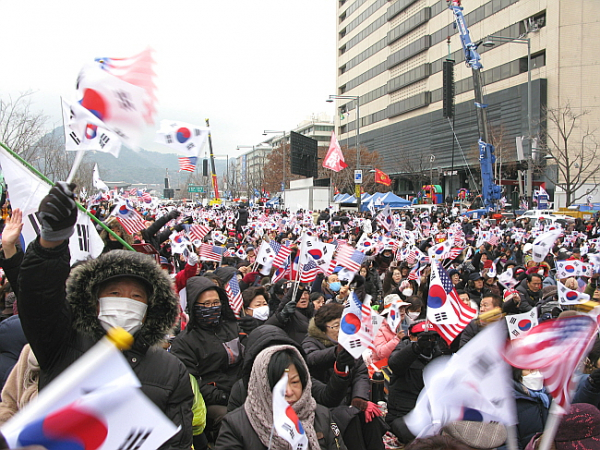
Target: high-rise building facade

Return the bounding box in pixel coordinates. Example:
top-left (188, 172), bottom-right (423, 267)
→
top-left (334, 0), bottom-right (600, 204)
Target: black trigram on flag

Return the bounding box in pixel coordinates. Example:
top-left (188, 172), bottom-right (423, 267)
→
top-left (117, 429), bottom-right (152, 450)
top-left (434, 312), bottom-right (448, 322)
top-left (349, 339), bottom-right (361, 349)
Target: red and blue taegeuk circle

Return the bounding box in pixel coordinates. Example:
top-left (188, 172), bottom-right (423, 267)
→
top-left (308, 249), bottom-right (323, 260)
top-left (17, 405), bottom-right (108, 450)
top-left (518, 320), bottom-right (532, 331)
top-left (428, 284), bottom-right (447, 309)
top-left (176, 127), bottom-right (191, 143)
top-left (80, 89), bottom-right (108, 140)
top-left (564, 265), bottom-right (576, 274)
top-left (341, 313), bottom-right (361, 335)
top-left (566, 291), bottom-right (579, 301)
top-left (285, 405), bottom-right (305, 434)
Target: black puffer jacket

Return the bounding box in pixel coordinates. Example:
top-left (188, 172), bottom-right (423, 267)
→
top-left (227, 325), bottom-right (349, 412)
top-left (141, 213), bottom-right (176, 252)
top-left (265, 288), bottom-right (313, 345)
top-left (170, 276), bottom-right (244, 406)
top-left (513, 382), bottom-right (550, 449)
top-left (216, 403), bottom-right (346, 450)
top-left (18, 241), bottom-right (193, 450)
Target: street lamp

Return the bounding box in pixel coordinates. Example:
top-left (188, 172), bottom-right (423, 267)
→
top-left (263, 130), bottom-right (287, 207)
top-left (482, 35), bottom-right (533, 208)
top-left (327, 94), bottom-right (361, 210)
top-left (236, 145), bottom-right (254, 201)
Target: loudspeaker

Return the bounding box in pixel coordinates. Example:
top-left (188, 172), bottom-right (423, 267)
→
top-left (202, 159), bottom-right (209, 176)
top-left (443, 60), bottom-right (455, 119)
top-left (290, 131), bottom-right (318, 178)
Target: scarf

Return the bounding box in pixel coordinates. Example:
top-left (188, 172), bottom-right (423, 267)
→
top-left (244, 345), bottom-right (320, 450)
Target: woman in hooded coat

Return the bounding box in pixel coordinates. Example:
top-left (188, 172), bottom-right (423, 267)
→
top-left (170, 276), bottom-right (244, 437)
top-left (18, 183), bottom-right (193, 450)
top-left (215, 345), bottom-right (346, 450)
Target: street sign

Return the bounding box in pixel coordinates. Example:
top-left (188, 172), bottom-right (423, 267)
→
top-left (188, 185), bottom-right (204, 193)
top-left (354, 169), bottom-right (363, 184)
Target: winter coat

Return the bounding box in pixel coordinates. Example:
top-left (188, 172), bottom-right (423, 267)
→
top-left (265, 288), bottom-right (313, 345)
top-left (227, 325), bottom-right (349, 412)
top-left (18, 242), bottom-right (193, 450)
top-left (459, 319), bottom-right (482, 348)
top-left (513, 382), bottom-right (550, 450)
top-left (0, 247), bottom-right (23, 301)
top-left (573, 374), bottom-right (600, 407)
top-left (301, 321), bottom-right (370, 407)
top-left (99, 216), bottom-right (134, 253)
top-left (372, 320), bottom-right (400, 363)
top-left (141, 213), bottom-right (174, 252)
top-left (504, 279), bottom-right (542, 314)
top-left (216, 404), bottom-right (346, 450)
top-left (0, 344), bottom-right (39, 425)
top-left (170, 276), bottom-right (244, 407)
top-left (0, 315), bottom-right (27, 392)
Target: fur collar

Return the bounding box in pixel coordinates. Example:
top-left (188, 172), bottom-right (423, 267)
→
top-left (307, 318), bottom-right (336, 348)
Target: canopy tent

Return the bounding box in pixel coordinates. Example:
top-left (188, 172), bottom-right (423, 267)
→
top-left (360, 191), bottom-right (411, 211)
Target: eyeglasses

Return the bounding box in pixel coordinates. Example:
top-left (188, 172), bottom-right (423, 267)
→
top-left (326, 324), bottom-right (340, 330)
top-left (196, 301), bottom-right (221, 308)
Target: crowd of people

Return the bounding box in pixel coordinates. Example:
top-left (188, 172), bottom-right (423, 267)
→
top-left (1, 183), bottom-right (600, 450)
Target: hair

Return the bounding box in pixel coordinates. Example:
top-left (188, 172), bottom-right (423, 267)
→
top-left (455, 289), bottom-right (467, 297)
top-left (309, 292), bottom-right (325, 303)
top-left (512, 367), bottom-right (524, 382)
top-left (202, 272), bottom-right (224, 288)
top-left (267, 349), bottom-right (308, 391)
top-left (406, 295), bottom-right (423, 310)
top-left (313, 303), bottom-right (344, 332)
top-left (241, 286), bottom-right (269, 309)
top-left (405, 435), bottom-right (475, 450)
top-left (482, 294), bottom-right (503, 309)
top-left (528, 273), bottom-right (543, 283)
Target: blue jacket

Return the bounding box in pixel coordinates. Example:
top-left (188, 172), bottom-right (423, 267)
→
top-left (0, 315), bottom-right (27, 391)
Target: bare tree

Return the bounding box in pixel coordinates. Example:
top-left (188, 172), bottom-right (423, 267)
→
top-left (394, 152), bottom-right (430, 194)
top-left (538, 103), bottom-right (600, 206)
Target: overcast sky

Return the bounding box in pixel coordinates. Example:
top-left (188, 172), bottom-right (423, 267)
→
top-left (1, 0), bottom-right (337, 159)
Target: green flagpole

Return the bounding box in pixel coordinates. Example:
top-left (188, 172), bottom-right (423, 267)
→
top-left (0, 141), bottom-right (135, 251)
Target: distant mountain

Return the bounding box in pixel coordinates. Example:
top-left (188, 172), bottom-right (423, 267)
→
top-left (50, 126), bottom-right (227, 185)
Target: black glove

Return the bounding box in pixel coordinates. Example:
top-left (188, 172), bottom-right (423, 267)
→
top-left (168, 209), bottom-right (181, 220)
top-left (38, 181), bottom-right (77, 241)
top-left (335, 346), bottom-right (355, 372)
top-left (415, 335), bottom-right (435, 357)
top-left (589, 368), bottom-right (600, 393)
top-left (280, 299), bottom-right (297, 321)
top-left (182, 215), bottom-right (193, 224)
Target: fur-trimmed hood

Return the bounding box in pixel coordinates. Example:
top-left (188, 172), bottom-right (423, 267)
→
top-left (66, 250), bottom-right (178, 346)
top-left (307, 317), bottom-right (336, 348)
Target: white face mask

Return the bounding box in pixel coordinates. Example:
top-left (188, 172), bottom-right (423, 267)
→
top-left (98, 297), bottom-right (148, 336)
top-left (249, 305), bottom-right (270, 321)
top-left (522, 371), bottom-right (544, 391)
top-left (407, 311), bottom-right (420, 321)
top-left (402, 289), bottom-right (413, 297)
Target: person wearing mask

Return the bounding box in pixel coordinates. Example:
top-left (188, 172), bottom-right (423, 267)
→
top-left (512, 368), bottom-right (551, 449)
top-left (18, 182), bottom-right (193, 450)
top-left (238, 286), bottom-right (270, 335)
top-left (265, 284), bottom-right (314, 345)
top-left (313, 273), bottom-right (341, 301)
top-left (215, 345), bottom-right (346, 450)
top-left (171, 276), bottom-right (244, 441)
top-left (373, 295), bottom-right (411, 364)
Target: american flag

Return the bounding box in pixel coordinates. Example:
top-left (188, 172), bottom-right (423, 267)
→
top-left (140, 191), bottom-right (152, 204)
top-left (178, 156), bottom-right (198, 173)
top-left (427, 262), bottom-right (477, 345)
top-left (488, 233), bottom-right (500, 246)
top-left (116, 214), bottom-right (146, 235)
top-left (224, 275), bottom-right (243, 318)
top-left (335, 244), bottom-right (365, 272)
top-left (190, 224), bottom-right (211, 241)
top-left (272, 258), bottom-right (291, 283)
top-left (198, 243), bottom-right (225, 261)
top-left (300, 260), bottom-right (320, 283)
top-left (129, 188), bottom-right (139, 197)
top-left (269, 241), bottom-right (292, 268)
top-left (503, 315), bottom-right (597, 410)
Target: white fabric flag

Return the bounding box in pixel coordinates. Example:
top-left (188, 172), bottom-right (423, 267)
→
top-left (0, 146), bottom-right (104, 265)
top-left (76, 63), bottom-right (147, 149)
top-left (532, 229), bottom-right (562, 263)
top-left (498, 268), bottom-right (518, 289)
top-left (62, 99), bottom-right (121, 158)
top-left (155, 120), bottom-right (210, 156)
top-left (404, 322), bottom-right (518, 438)
top-left (557, 280), bottom-right (591, 305)
top-left (556, 260), bottom-right (593, 279)
top-left (272, 373), bottom-right (309, 450)
top-left (299, 237), bottom-right (336, 274)
top-left (1, 336), bottom-right (177, 450)
top-left (506, 309), bottom-right (539, 340)
top-left (339, 292), bottom-right (375, 359)
top-left (93, 163), bottom-right (110, 192)
top-left (255, 241), bottom-right (275, 272)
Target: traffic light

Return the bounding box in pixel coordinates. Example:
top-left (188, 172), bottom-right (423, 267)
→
top-left (443, 59), bottom-right (455, 119)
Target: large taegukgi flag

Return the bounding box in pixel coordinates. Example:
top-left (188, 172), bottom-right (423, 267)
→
top-left (155, 120), bottom-right (210, 157)
top-left (338, 291), bottom-right (375, 359)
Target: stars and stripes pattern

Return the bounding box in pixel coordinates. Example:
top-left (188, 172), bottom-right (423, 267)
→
top-left (269, 241), bottom-right (292, 268)
top-left (335, 244), bottom-right (365, 272)
top-left (428, 263), bottom-right (477, 345)
top-left (115, 207), bottom-right (146, 235)
top-left (300, 260), bottom-right (320, 283)
top-left (190, 224), bottom-right (211, 242)
top-left (178, 156), bottom-right (198, 173)
top-left (224, 275), bottom-right (243, 318)
top-left (198, 243), bottom-right (225, 261)
top-left (503, 315), bottom-right (598, 410)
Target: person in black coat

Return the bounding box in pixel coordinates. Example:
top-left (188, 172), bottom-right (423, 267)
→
top-left (235, 204), bottom-right (249, 234)
top-left (512, 368), bottom-right (551, 449)
top-left (18, 183), bottom-right (193, 450)
top-left (265, 284), bottom-right (314, 345)
top-left (386, 321), bottom-right (443, 445)
top-left (171, 276), bottom-right (244, 438)
top-left (141, 208), bottom-right (181, 251)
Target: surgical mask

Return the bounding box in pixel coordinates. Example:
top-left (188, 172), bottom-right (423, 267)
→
top-left (329, 282), bottom-right (341, 292)
top-left (194, 304), bottom-right (221, 326)
top-left (522, 371), bottom-right (544, 391)
top-left (402, 289), bottom-right (413, 297)
top-left (249, 305), bottom-right (270, 321)
top-left (98, 297), bottom-right (147, 335)
top-left (407, 311), bottom-right (421, 321)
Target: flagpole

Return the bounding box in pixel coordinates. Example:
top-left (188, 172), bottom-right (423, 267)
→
top-left (0, 141), bottom-right (135, 251)
top-left (66, 149), bottom-right (85, 183)
top-left (537, 404), bottom-right (563, 450)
